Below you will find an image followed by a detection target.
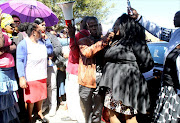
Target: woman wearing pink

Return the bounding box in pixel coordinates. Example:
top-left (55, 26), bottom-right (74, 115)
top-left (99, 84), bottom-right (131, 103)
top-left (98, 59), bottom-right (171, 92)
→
top-left (0, 12), bottom-right (20, 123)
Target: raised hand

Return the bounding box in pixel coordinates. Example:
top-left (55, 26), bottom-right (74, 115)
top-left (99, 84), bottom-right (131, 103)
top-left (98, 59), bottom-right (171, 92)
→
top-left (102, 31), bottom-right (115, 45)
top-left (67, 24), bottom-right (76, 38)
top-left (129, 8), bottom-right (139, 20)
top-left (41, 32), bottom-right (48, 39)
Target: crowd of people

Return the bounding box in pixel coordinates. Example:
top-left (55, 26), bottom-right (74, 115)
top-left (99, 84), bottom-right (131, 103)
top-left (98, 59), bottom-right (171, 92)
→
top-left (0, 4), bottom-right (180, 123)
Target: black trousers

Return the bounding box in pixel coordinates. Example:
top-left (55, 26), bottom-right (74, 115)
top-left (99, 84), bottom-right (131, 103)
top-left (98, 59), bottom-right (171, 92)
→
top-left (79, 85), bottom-right (105, 123)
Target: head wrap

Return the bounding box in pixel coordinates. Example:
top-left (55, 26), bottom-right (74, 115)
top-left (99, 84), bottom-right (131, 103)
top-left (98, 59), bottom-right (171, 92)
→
top-left (174, 11), bottom-right (180, 27)
top-left (164, 28), bottom-right (180, 61)
top-left (1, 13), bottom-right (14, 29)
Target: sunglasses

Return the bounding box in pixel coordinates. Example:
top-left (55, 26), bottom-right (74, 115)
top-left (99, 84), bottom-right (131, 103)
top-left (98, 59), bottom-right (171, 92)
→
top-left (5, 23), bottom-right (15, 28)
top-left (10, 23), bottom-right (15, 28)
top-left (14, 20), bottom-right (20, 23)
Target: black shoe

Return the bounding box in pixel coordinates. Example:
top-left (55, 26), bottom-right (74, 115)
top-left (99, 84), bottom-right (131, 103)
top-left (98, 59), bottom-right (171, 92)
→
top-left (41, 117), bottom-right (49, 123)
top-left (37, 116), bottom-right (49, 123)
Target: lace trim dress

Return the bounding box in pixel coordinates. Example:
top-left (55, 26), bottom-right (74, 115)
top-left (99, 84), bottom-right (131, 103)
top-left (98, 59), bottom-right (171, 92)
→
top-left (99, 40), bottom-right (152, 114)
top-left (0, 67), bottom-right (20, 123)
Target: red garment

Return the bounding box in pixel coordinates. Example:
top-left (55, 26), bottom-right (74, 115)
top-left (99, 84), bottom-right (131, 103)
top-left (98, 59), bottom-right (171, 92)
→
top-left (66, 29), bottom-right (90, 75)
top-left (24, 78), bottom-right (47, 103)
top-left (0, 32), bottom-right (15, 68)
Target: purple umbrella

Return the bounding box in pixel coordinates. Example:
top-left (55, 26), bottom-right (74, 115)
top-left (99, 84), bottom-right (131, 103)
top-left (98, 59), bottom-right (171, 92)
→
top-left (0, 0), bottom-right (59, 26)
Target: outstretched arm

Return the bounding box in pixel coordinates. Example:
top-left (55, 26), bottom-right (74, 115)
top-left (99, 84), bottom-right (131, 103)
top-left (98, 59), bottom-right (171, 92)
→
top-left (130, 8), bottom-right (175, 42)
top-left (78, 32), bottom-right (114, 58)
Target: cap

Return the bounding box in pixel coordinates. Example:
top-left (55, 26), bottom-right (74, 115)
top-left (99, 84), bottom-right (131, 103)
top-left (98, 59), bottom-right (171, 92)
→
top-left (1, 13), bottom-right (14, 29)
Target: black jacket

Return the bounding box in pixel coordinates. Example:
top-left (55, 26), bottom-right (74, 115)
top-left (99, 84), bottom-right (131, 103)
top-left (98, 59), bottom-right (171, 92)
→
top-left (46, 32), bottom-right (66, 66)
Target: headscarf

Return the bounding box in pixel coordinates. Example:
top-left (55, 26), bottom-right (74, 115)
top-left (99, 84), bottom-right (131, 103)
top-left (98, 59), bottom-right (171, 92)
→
top-left (164, 28), bottom-right (180, 60)
top-left (164, 11), bottom-right (180, 60)
top-left (1, 13), bottom-right (14, 29)
top-left (174, 11), bottom-right (180, 27)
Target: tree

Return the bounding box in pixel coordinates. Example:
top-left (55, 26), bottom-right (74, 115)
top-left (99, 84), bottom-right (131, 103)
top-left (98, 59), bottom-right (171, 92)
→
top-left (37, 0), bottom-right (114, 31)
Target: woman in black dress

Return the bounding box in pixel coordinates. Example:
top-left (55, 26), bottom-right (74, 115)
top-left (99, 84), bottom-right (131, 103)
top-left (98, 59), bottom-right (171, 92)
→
top-left (99, 14), bottom-right (154, 123)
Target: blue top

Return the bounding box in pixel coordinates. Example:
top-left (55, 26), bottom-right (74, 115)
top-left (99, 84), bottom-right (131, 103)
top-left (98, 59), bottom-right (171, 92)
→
top-left (138, 15), bottom-right (176, 42)
top-left (16, 38), bottom-right (53, 78)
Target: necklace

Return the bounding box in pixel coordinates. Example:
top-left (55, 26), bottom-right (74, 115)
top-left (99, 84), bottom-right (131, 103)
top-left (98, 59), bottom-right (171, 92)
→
top-left (110, 40), bottom-right (120, 47)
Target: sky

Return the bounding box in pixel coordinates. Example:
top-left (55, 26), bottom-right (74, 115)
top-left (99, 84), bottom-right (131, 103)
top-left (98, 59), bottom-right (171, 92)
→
top-left (101, 0), bottom-right (180, 33)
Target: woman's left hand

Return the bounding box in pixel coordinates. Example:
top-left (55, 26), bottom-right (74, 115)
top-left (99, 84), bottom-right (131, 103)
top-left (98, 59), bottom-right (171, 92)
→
top-left (67, 24), bottom-right (76, 38)
top-left (41, 33), bottom-right (48, 39)
top-left (19, 77), bottom-right (28, 89)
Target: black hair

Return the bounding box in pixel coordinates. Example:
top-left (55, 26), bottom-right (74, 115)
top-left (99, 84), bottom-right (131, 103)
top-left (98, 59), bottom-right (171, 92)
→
top-left (33, 17), bottom-right (45, 25)
top-left (46, 26), bottom-right (53, 32)
top-left (60, 29), bottom-right (65, 33)
top-left (18, 22), bottom-right (38, 37)
top-left (12, 15), bottom-right (20, 20)
top-left (56, 34), bottom-right (60, 37)
top-left (115, 13), bottom-right (145, 42)
top-left (80, 16), bottom-right (89, 30)
top-left (18, 22), bottom-right (29, 32)
top-left (86, 16), bottom-right (98, 25)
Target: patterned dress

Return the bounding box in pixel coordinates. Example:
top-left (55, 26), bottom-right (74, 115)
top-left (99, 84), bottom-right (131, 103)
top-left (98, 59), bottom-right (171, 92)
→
top-left (104, 89), bottom-right (137, 115)
top-left (154, 86), bottom-right (180, 123)
top-left (99, 39), bottom-right (154, 114)
top-left (153, 47), bottom-right (180, 123)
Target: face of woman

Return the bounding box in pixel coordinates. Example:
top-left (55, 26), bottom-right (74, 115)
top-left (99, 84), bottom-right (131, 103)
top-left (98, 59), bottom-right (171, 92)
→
top-left (112, 19), bottom-right (120, 35)
top-left (38, 21), bottom-right (46, 33)
top-left (4, 23), bottom-right (15, 34)
top-left (34, 25), bottom-right (42, 40)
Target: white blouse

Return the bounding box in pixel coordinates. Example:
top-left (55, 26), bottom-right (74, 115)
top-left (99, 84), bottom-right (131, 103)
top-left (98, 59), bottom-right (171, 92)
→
top-left (25, 38), bottom-right (47, 81)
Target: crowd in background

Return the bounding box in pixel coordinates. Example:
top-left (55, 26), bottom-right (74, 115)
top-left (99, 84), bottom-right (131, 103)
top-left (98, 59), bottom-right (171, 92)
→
top-left (0, 5), bottom-right (180, 123)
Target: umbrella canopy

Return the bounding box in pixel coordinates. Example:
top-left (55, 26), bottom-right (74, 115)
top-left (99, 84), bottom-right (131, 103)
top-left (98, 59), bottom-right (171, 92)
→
top-left (0, 0), bottom-right (59, 26)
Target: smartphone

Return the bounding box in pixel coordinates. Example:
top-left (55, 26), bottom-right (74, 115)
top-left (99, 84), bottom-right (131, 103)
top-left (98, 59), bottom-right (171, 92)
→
top-left (127, 0), bottom-right (133, 15)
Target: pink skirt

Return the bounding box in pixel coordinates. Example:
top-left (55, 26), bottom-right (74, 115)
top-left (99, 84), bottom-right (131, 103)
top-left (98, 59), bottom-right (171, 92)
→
top-left (24, 78), bottom-right (47, 103)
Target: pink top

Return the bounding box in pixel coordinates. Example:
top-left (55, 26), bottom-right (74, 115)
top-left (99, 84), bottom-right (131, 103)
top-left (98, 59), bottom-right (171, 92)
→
top-left (66, 29), bottom-right (90, 75)
top-left (0, 32), bottom-right (15, 68)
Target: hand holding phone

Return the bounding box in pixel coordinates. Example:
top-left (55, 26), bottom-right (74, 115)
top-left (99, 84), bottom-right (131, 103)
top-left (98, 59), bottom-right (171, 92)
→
top-left (127, 0), bottom-right (133, 15)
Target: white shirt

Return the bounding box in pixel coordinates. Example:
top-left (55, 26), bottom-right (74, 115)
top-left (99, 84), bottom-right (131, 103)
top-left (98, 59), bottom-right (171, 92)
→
top-left (25, 38), bottom-right (47, 81)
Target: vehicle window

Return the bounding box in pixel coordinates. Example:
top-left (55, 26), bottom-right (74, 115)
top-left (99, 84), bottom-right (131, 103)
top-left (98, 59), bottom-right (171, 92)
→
top-left (148, 43), bottom-right (168, 65)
